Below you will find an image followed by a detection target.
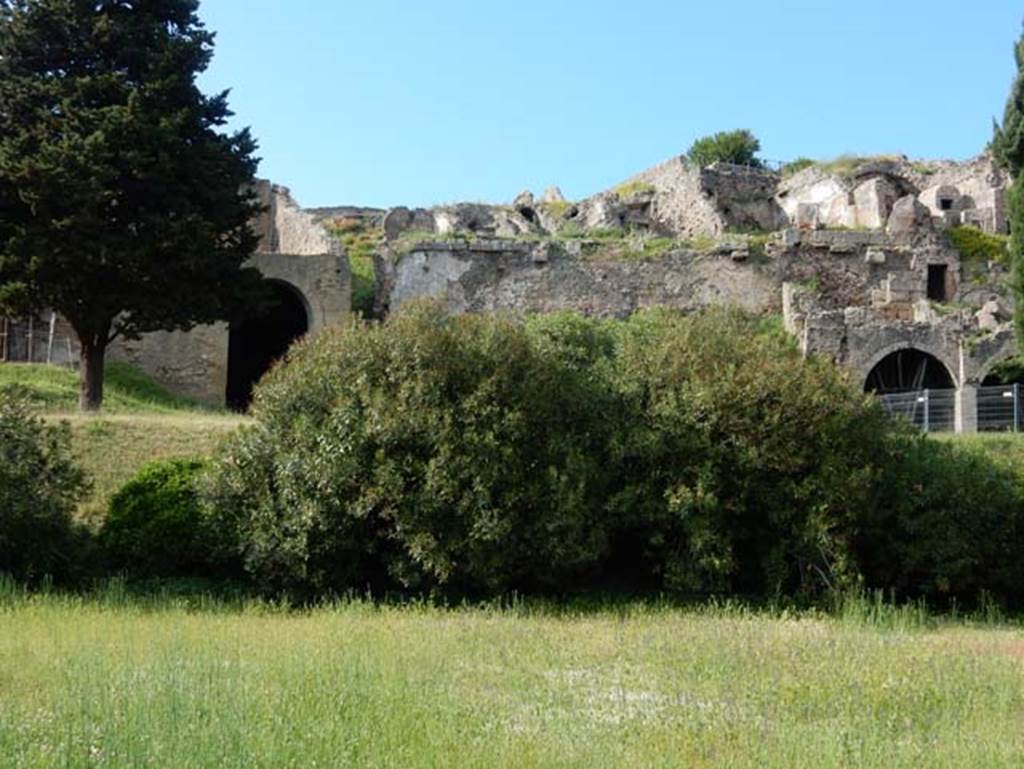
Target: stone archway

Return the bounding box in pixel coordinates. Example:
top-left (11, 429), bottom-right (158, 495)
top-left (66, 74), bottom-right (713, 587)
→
top-left (225, 279), bottom-right (310, 411)
top-left (863, 346), bottom-right (957, 394)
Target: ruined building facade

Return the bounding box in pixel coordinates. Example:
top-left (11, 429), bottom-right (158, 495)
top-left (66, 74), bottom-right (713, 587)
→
top-left (3, 152), bottom-right (1016, 431)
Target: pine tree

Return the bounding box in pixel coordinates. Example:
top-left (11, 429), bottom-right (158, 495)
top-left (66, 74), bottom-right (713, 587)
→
top-left (993, 26), bottom-right (1024, 338)
top-left (0, 0), bottom-right (264, 410)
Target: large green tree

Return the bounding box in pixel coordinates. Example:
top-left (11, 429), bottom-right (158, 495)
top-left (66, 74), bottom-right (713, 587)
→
top-left (0, 0), bottom-right (264, 410)
top-left (993, 26), bottom-right (1024, 337)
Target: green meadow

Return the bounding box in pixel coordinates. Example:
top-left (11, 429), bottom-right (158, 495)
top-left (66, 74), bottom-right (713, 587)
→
top-left (1, 588), bottom-right (1022, 769)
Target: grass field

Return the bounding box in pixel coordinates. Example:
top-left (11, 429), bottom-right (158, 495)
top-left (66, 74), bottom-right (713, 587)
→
top-left (0, 588), bottom-right (1022, 768)
top-left (0, 363), bottom-right (247, 520)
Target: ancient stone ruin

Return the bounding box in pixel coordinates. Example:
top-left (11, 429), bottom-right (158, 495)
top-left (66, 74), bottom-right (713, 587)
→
top-left (6, 149), bottom-right (1017, 430)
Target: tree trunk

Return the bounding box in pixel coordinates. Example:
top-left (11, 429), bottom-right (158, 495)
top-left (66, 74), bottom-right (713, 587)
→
top-left (79, 338), bottom-right (106, 412)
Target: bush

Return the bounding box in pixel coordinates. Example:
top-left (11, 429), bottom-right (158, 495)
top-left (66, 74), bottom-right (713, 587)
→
top-left (687, 129), bottom-right (762, 168)
top-left (204, 303), bottom-right (617, 597)
top-left (101, 458), bottom-right (234, 578)
top-left (858, 436), bottom-right (1024, 606)
top-left (0, 386), bottom-right (89, 583)
top-left (604, 309), bottom-right (891, 598)
top-left (201, 303), bottom-right (1024, 605)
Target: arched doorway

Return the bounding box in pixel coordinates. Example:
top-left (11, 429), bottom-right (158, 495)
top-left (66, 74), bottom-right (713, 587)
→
top-left (226, 280), bottom-right (309, 411)
top-left (865, 348), bottom-right (956, 432)
top-left (864, 348), bottom-right (955, 394)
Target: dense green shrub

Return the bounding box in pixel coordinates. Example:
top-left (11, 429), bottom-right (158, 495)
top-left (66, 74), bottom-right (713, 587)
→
top-left (858, 436), bottom-right (1024, 605)
top-left (687, 129), bottom-right (762, 168)
top-left (604, 309), bottom-right (891, 598)
top-left (101, 458), bottom-right (233, 578)
top-left (205, 303), bottom-right (617, 597)
top-left (202, 302), bottom-right (1024, 605)
top-left (0, 386), bottom-right (89, 582)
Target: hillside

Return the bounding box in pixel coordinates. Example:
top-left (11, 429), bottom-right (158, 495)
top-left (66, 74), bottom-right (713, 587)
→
top-left (0, 363), bottom-right (247, 521)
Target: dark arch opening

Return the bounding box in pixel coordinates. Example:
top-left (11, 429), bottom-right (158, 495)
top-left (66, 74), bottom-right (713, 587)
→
top-left (226, 280), bottom-right (309, 411)
top-left (982, 355), bottom-right (1024, 386)
top-left (864, 348), bottom-right (954, 394)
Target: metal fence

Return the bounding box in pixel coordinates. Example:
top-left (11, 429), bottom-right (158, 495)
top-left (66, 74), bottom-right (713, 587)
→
top-left (0, 314), bottom-right (77, 366)
top-left (878, 389), bottom-right (956, 433)
top-left (978, 385), bottom-right (1024, 433)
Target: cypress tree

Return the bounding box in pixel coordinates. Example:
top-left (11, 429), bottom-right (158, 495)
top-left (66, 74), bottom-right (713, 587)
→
top-left (994, 26), bottom-right (1024, 337)
top-left (0, 0), bottom-right (264, 410)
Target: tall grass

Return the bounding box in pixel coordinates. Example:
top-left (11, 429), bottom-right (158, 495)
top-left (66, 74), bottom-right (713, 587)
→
top-left (1, 587), bottom-right (1022, 768)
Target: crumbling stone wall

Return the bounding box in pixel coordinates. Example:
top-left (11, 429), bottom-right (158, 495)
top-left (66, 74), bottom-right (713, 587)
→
top-left (378, 229), bottom-right (969, 324)
top-left (616, 157), bottom-right (784, 236)
top-left (380, 239), bottom-right (778, 318)
top-left (777, 154), bottom-right (1007, 235)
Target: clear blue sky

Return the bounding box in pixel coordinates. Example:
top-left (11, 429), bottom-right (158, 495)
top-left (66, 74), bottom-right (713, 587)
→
top-left (198, 0), bottom-right (1023, 209)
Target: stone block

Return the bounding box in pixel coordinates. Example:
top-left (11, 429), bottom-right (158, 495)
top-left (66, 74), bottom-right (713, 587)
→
top-left (865, 248), bottom-right (886, 265)
top-left (795, 203), bottom-right (821, 230)
top-left (887, 195), bottom-right (933, 234)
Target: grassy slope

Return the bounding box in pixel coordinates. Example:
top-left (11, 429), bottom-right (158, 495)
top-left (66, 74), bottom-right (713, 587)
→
top-left (1, 363), bottom-right (246, 521)
top-left (0, 594), bottom-right (1021, 768)
top-left (938, 433), bottom-right (1024, 475)
top-left (64, 413), bottom-right (244, 523)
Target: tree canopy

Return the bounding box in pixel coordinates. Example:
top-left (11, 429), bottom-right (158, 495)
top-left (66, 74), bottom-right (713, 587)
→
top-left (0, 0), bottom-right (264, 409)
top-left (687, 129), bottom-right (763, 169)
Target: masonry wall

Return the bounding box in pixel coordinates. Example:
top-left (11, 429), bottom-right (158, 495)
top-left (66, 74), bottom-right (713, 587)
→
top-left (382, 230), bottom-right (964, 323)
top-left (110, 182), bottom-right (351, 407)
top-left (383, 240), bottom-right (779, 318)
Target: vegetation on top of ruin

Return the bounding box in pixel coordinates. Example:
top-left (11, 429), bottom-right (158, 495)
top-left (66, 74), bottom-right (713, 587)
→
top-left (388, 225), bottom-right (779, 264)
top-left (389, 228), bottom-right (472, 257)
top-left (782, 154), bottom-right (907, 180)
top-left (327, 217), bottom-right (379, 317)
top-left (612, 181), bottom-right (656, 199)
top-left (537, 199), bottom-right (575, 219)
top-left (946, 226), bottom-right (1010, 265)
top-left (780, 157), bottom-right (817, 177)
top-left (686, 129), bottom-right (763, 168)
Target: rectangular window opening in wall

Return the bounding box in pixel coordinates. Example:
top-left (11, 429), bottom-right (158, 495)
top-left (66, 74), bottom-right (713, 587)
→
top-left (939, 198), bottom-right (954, 211)
top-left (927, 264), bottom-right (949, 302)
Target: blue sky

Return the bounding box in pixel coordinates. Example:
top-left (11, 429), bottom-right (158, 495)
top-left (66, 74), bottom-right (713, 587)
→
top-left (198, 1), bottom-right (1023, 209)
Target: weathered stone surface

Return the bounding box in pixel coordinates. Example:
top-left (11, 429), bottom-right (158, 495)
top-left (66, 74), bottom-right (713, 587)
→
top-left (853, 177), bottom-right (900, 229)
top-left (383, 207), bottom-right (414, 241)
top-left (513, 190), bottom-right (535, 209)
top-left (865, 248), bottom-right (886, 265)
top-left (88, 150), bottom-right (1018, 418)
top-left (384, 241), bottom-right (778, 318)
top-left (253, 181), bottom-right (344, 256)
top-left (887, 196), bottom-right (933, 234)
top-left (795, 203), bottom-right (821, 230)
top-left (433, 203), bottom-right (539, 238)
top-left (541, 186), bottom-right (566, 204)
top-left (977, 298), bottom-right (1011, 330)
